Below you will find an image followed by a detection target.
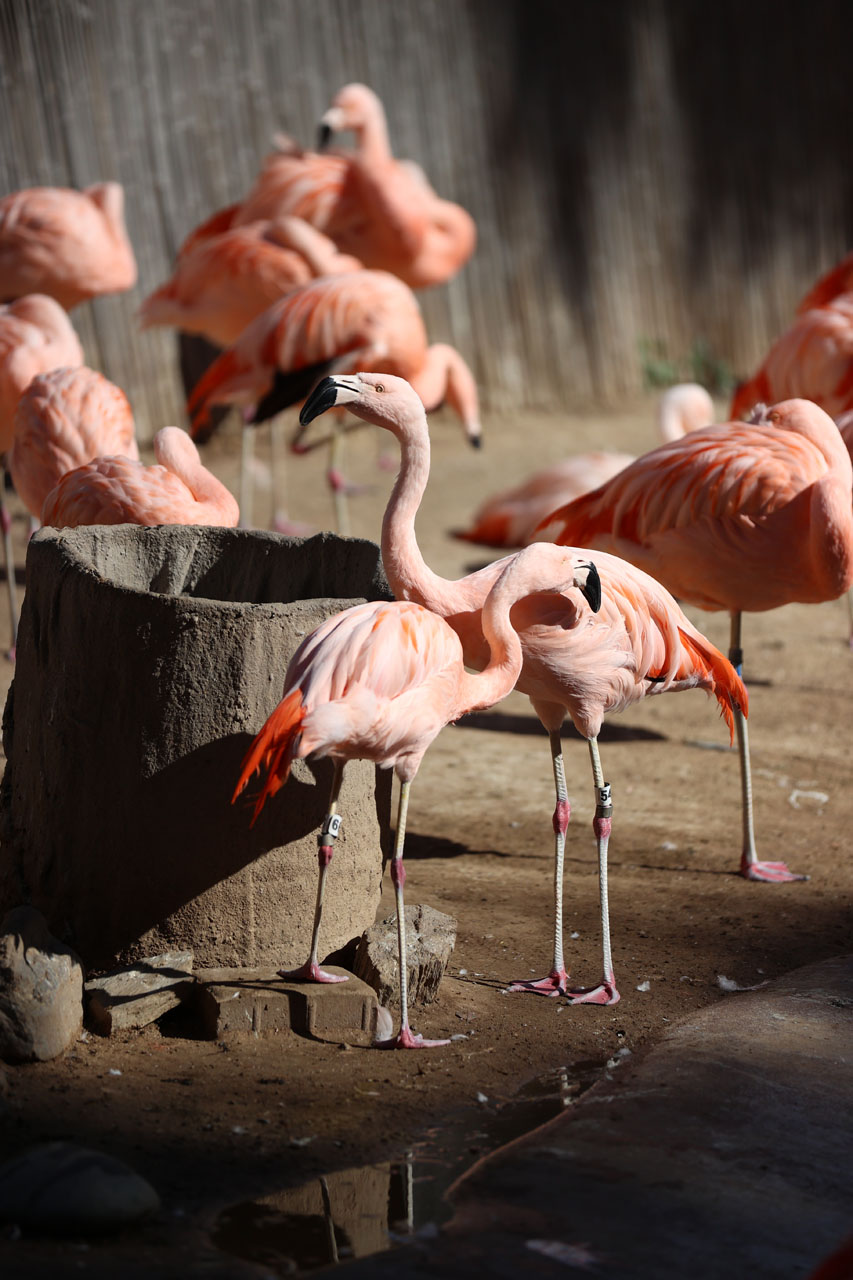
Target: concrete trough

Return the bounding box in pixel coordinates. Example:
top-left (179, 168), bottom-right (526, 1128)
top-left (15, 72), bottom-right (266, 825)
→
top-left (0, 526), bottom-right (393, 972)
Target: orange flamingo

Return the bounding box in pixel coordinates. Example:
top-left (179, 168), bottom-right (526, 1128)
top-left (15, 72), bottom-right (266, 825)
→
top-left (140, 214), bottom-right (361, 349)
top-left (0, 296), bottom-right (84, 654)
top-left (9, 365), bottom-right (139, 523)
top-left (296, 373), bottom-right (747, 1005)
top-left (233, 83), bottom-right (476, 290)
top-left (545, 398), bottom-right (853, 883)
top-left (0, 184), bottom-right (137, 309)
top-left (730, 297), bottom-right (853, 421)
top-left (42, 427), bottom-right (239, 529)
top-left (234, 541), bottom-right (600, 1046)
top-left (456, 384), bottom-right (714, 550)
top-left (187, 269), bottom-right (480, 533)
top-left (795, 249), bottom-right (853, 314)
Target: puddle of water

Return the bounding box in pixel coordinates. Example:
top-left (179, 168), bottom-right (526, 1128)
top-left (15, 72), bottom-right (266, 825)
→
top-left (211, 1059), bottom-right (604, 1275)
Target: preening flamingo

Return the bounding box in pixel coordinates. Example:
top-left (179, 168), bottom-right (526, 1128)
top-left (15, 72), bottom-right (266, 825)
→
top-left (545, 398), bottom-right (853, 883)
top-left (456, 384), bottom-right (714, 550)
top-left (234, 83), bottom-right (476, 290)
top-left (0, 297), bottom-right (84, 654)
top-left (730, 297), bottom-right (853, 421)
top-left (9, 365), bottom-right (139, 522)
top-left (42, 427), bottom-right (239, 529)
top-left (0, 184), bottom-right (137, 309)
top-left (140, 214), bottom-right (362, 349)
top-left (233, 541), bottom-right (600, 1047)
top-left (296, 373), bottom-right (747, 1005)
top-left (187, 269), bottom-right (480, 533)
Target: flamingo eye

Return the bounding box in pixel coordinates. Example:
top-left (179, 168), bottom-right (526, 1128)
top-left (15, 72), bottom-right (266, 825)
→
top-left (374, 382), bottom-right (385, 393)
top-left (768, 409), bottom-right (780, 424)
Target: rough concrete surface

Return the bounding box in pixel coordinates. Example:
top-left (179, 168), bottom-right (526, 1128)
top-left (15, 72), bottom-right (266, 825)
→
top-left (194, 966), bottom-right (380, 1045)
top-left (84, 951), bottom-right (195, 1034)
top-left (0, 526), bottom-right (394, 971)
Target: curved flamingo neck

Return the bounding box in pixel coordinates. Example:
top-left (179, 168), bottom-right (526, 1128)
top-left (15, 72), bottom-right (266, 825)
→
top-left (154, 429), bottom-right (232, 514)
top-left (349, 94), bottom-right (392, 167)
top-left (409, 345), bottom-right (480, 435)
top-left (380, 407), bottom-right (459, 614)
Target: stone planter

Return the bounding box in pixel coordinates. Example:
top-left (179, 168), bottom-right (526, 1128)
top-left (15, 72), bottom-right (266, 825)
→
top-left (0, 526), bottom-right (393, 972)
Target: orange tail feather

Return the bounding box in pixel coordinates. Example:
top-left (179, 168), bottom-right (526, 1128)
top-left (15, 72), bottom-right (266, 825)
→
top-left (454, 511), bottom-right (513, 547)
top-left (232, 688), bottom-right (306, 825)
top-left (537, 488), bottom-right (603, 547)
top-left (677, 627), bottom-right (748, 743)
top-left (188, 347), bottom-right (247, 439)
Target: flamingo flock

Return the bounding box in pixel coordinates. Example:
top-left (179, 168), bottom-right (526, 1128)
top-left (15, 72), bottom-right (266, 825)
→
top-left (1, 78), bottom-right (851, 1050)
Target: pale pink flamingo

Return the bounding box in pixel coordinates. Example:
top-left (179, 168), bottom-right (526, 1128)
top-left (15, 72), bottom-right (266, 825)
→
top-left (234, 541), bottom-right (600, 1046)
top-left (730, 297), bottom-right (853, 421)
top-left (545, 398), bottom-right (853, 884)
top-left (0, 184), bottom-right (137, 309)
top-left (9, 365), bottom-right (139, 523)
top-left (296, 373), bottom-right (747, 1005)
top-left (42, 427), bottom-right (239, 529)
top-left (187, 269), bottom-right (480, 534)
top-left (0, 296), bottom-right (84, 653)
top-left (457, 384), bottom-right (713, 550)
top-left (234, 83), bottom-right (476, 290)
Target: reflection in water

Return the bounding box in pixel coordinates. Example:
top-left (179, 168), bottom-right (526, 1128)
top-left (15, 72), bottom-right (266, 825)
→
top-left (212, 1061), bottom-right (603, 1275)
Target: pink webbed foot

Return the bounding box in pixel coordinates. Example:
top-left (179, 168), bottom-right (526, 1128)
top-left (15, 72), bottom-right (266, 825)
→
top-left (278, 962), bottom-right (349, 984)
top-left (740, 854), bottom-right (809, 883)
top-left (508, 968), bottom-right (568, 998)
top-left (564, 981), bottom-right (620, 1006)
top-left (375, 1025), bottom-right (451, 1050)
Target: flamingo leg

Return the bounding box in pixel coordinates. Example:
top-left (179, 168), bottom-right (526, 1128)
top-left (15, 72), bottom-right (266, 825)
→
top-left (376, 778), bottom-right (450, 1048)
top-left (564, 737), bottom-right (619, 1005)
top-left (1, 465), bottom-right (18, 661)
top-left (509, 728), bottom-right (571, 996)
top-left (238, 415), bottom-right (255, 530)
top-left (279, 760), bottom-right (350, 983)
top-left (730, 612), bottom-right (807, 883)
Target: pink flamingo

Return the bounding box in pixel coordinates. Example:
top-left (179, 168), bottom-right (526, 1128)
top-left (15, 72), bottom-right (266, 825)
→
top-left (545, 398), bottom-right (853, 884)
top-left (42, 427), bottom-right (239, 529)
top-left (140, 214), bottom-right (361, 349)
top-left (295, 373), bottom-right (747, 1005)
top-left (0, 296), bottom-right (84, 654)
top-left (457, 384), bottom-right (714, 550)
top-left (730, 297), bottom-right (853, 421)
top-left (9, 365), bottom-right (139, 523)
top-left (0, 184), bottom-right (137, 309)
top-left (187, 269), bottom-right (480, 534)
top-left (234, 539), bottom-right (600, 1046)
top-left (234, 83), bottom-right (476, 290)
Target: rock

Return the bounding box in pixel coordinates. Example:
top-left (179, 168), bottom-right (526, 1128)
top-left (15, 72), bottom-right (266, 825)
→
top-left (194, 966), bottom-right (379, 1046)
top-left (0, 526), bottom-right (393, 971)
top-left (84, 950), bottom-right (195, 1034)
top-left (353, 904), bottom-right (457, 1007)
top-left (0, 906), bottom-right (83, 1063)
top-left (0, 1141), bottom-right (160, 1232)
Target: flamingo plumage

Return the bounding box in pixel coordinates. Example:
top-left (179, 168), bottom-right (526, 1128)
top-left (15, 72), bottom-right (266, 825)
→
top-left (234, 541), bottom-right (600, 1047)
top-left (0, 184), bottom-right (137, 309)
top-left (296, 373), bottom-right (747, 1005)
top-left (545, 398), bottom-right (853, 883)
top-left (42, 426), bottom-right (239, 529)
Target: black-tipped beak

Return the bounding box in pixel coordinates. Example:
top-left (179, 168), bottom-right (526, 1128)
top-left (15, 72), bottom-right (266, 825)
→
top-left (469, 435), bottom-right (482, 450)
top-left (580, 561), bottom-right (602, 614)
top-left (317, 123), bottom-right (333, 151)
top-left (299, 377), bottom-right (340, 426)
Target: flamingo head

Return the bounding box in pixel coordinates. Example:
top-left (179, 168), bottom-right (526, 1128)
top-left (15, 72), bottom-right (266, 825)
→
top-left (318, 83), bottom-right (381, 150)
top-left (296, 372), bottom-right (424, 447)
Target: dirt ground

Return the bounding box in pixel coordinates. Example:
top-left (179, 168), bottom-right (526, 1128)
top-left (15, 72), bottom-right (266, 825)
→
top-left (1, 395), bottom-right (851, 1276)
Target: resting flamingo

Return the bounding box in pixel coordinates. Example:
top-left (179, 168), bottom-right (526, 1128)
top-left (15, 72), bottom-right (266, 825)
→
top-left (730, 297), bottom-right (853, 421)
top-left (42, 427), bottom-right (239, 529)
top-left (234, 542), bottom-right (600, 1046)
top-left (457, 384), bottom-right (714, 550)
top-left (234, 83), bottom-right (476, 290)
top-left (0, 184), bottom-right (137, 309)
top-left (545, 398), bottom-right (853, 884)
top-left (0, 297), bottom-right (84, 654)
top-left (296, 373), bottom-right (747, 1005)
top-left (187, 269), bottom-right (480, 533)
top-left (9, 365), bottom-right (139, 524)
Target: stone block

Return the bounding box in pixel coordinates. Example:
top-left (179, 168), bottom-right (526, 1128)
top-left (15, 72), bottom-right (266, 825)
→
top-left (84, 950), bottom-right (195, 1034)
top-left (195, 966), bottom-right (379, 1045)
top-left (0, 526), bottom-right (393, 971)
top-left (352, 903), bottom-right (457, 1007)
top-left (0, 906), bottom-right (83, 1063)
